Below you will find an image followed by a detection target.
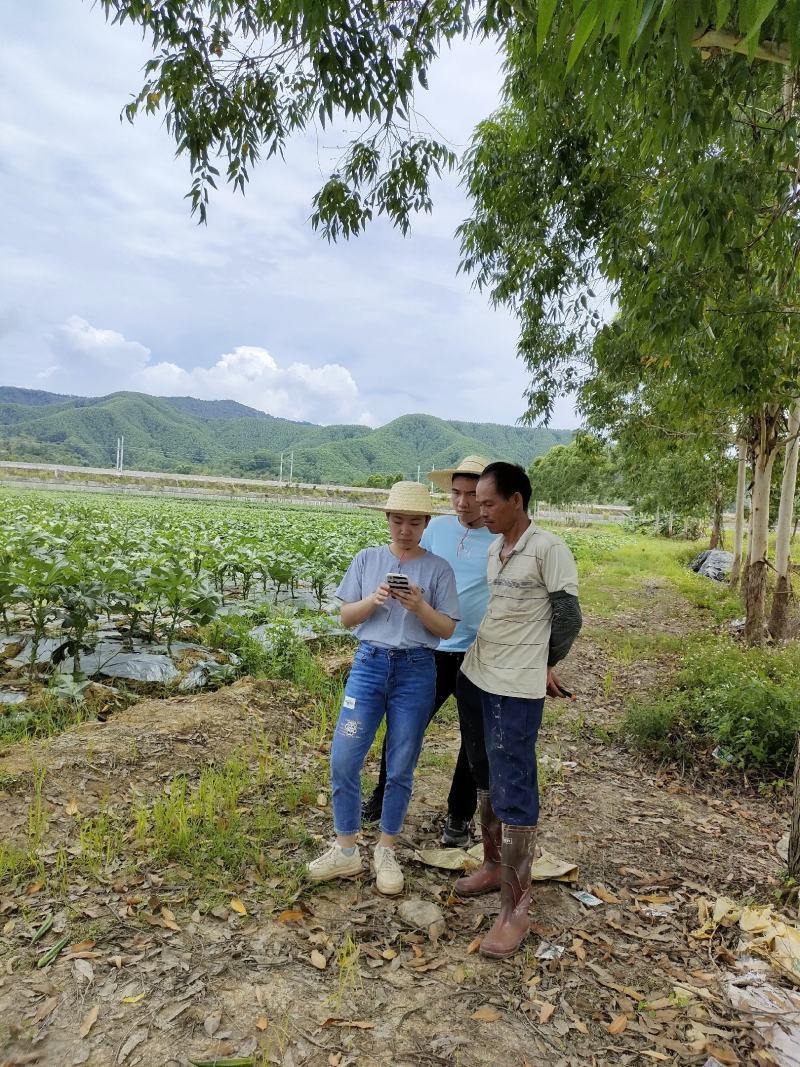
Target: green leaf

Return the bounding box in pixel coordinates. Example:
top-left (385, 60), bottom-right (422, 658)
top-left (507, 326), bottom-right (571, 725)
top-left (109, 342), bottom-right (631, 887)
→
top-left (676, 0), bottom-right (697, 64)
top-left (566, 0), bottom-right (602, 72)
top-left (715, 0), bottom-right (733, 28)
top-left (537, 0), bottom-right (558, 53)
top-left (740, 0), bottom-right (777, 60)
top-left (618, 0), bottom-right (641, 56)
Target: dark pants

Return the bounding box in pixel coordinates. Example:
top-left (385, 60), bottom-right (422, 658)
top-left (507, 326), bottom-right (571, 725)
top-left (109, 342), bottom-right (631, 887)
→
top-left (456, 670), bottom-right (544, 826)
top-left (374, 650), bottom-right (478, 822)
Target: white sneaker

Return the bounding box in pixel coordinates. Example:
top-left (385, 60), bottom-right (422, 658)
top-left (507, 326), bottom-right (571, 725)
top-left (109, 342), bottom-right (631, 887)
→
top-left (307, 843), bottom-right (362, 883)
top-left (373, 845), bottom-right (404, 896)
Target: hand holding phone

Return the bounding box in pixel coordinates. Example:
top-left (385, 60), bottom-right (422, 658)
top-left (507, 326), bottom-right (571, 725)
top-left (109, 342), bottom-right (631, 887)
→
top-left (386, 572), bottom-right (411, 592)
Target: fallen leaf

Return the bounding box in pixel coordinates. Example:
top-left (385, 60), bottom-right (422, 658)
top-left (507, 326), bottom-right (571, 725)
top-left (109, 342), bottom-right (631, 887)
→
top-left (381, 948), bottom-right (397, 960)
top-left (592, 885), bottom-right (620, 904)
top-left (160, 907), bottom-right (180, 932)
top-left (328, 1055), bottom-right (342, 1067)
top-left (606, 1015), bottom-right (628, 1035)
top-left (79, 1005), bottom-right (99, 1038)
top-left (73, 959), bottom-right (95, 984)
top-left (640, 1053), bottom-right (671, 1062)
top-left (34, 996), bottom-right (58, 1022)
top-left (256, 1015), bottom-right (268, 1031)
top-left (230, 898), bottom-right (248, 917)
top-left (310, 950), bottom-right (327, 970)
top-left (705, 1044), bottom-right (739, 1065)
top-left (471, 1006), bottom-right (502, 1023)
top-left (66, 798), bottom-right (80, 817)
top-left (204, 1010), bottom-right (222, 1037)
top-left (122, 992), bottom-right (146, 1005)
top-left (278, 909), bottom-right (303, 923)
top-left (321, 1018), bottom-right (375, 1029)
top-left (118, 1028), bottom-right (147, 1064)
top-left (467, 936), bottom-right (482, 954)
top-left (538, 1002), bottom-right (556, 1024)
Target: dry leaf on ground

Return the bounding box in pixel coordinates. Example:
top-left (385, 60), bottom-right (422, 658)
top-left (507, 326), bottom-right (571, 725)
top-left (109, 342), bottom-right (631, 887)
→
top-left (472, 1006), bottom-right (502, 1023)
top-left (79, 1004), bottom-right (99, 1038)
top-left (230, 898), bottom-right (248, 916)
top-left (310, 950), bottom-right (327, 970)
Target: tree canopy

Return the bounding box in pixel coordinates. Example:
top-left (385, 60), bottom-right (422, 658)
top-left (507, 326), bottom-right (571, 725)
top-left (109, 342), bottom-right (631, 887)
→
top-left (101, 2), bottom-right (800, 232)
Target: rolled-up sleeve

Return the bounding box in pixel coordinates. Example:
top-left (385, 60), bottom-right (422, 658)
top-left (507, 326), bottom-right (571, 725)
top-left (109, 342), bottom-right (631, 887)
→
top-left (548, 591), bottom-right (582, 666)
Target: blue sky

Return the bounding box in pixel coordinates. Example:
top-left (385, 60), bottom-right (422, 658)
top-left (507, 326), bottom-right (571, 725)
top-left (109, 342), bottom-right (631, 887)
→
top-left (0, 2), bottom-right (580, 430)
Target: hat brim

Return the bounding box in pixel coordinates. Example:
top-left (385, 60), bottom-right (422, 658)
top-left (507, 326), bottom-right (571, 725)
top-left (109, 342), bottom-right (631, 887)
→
top-left (428, 468), bottom-right (458, 492)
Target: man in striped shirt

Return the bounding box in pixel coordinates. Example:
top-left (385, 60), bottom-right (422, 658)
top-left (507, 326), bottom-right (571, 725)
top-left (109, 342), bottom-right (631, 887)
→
top-left (455, 462), bottom-right (582, 959)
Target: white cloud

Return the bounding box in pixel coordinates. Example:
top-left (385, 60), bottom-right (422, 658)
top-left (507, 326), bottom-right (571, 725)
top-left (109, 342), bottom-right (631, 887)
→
top-left (58, 315), bottom-right (151, 370)
top-left (135, 344), bottom-right (375, 426)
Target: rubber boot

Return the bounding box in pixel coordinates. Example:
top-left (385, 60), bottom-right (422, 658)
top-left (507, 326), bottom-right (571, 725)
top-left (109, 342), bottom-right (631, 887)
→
top-left (479, 824), bottom-right (537, 959)
top-left (454, 790), bottom-right (501, 896)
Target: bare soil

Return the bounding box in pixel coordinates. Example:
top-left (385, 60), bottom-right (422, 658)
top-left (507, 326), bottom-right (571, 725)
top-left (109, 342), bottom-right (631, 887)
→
top-left (0, 582), bottom-right (790, 1067)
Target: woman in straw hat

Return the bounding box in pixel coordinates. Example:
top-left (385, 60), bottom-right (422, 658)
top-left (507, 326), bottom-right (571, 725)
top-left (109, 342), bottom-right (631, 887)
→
top-left (362, 455), bottom-right (496, 849)
top-left (307, 481), bottom-right (460, 895)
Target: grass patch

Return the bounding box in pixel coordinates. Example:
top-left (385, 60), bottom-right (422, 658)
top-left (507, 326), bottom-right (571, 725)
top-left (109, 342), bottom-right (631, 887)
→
top-left (588, 629), bottom-right (688, 663)
top-left (624, 639), bottom-right (800, 776)
top-left (0, 691), bottom-right (93, 749)
top-left (549, 527), bottom-right (741, 624)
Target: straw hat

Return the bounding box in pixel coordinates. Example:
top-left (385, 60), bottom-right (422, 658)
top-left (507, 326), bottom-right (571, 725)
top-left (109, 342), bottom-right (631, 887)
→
top-left (368, 480), bottom-right (434, 515)
top-left (428, 454), bottom-right (492, 492)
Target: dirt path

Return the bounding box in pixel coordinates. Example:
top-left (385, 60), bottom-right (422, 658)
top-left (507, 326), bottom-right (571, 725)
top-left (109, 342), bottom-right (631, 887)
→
top-left (0, 582), bottom-right (790, 1067)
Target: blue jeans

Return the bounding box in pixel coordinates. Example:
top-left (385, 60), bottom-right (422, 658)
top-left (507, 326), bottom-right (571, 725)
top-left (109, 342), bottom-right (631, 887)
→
top-left (457, 671), bottom-right (544, 826)
top-left (331, 642), bottom-right (435, 836)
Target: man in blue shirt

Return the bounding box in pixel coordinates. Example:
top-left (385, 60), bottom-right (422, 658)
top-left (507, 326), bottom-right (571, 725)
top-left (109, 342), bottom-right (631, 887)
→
top-left (362, 455), bottom-right (496, 847)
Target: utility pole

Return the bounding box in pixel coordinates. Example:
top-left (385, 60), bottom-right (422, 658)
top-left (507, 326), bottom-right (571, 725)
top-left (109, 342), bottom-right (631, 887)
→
top-left (416, 464), bottom-right (421, 483)
top-left (119, 435), bottom-right (124, 472)
top-left (279, 453), bottom-right (284, 485)
top-left (289, 451), bottom-right (294, 483)
top-left (115, 437), bottom-right (120, 471)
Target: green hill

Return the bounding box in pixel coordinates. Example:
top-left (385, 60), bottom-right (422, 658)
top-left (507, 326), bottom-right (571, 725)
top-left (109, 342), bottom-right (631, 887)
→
top-left (0, 387), bottom-right (573, 484)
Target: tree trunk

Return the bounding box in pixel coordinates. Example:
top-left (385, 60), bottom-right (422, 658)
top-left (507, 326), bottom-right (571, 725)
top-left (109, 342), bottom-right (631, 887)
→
top-left (769, 400), bottom-right (800, 639)
top-left (729, 438), bottom-right (748, 590)
top-left (789, 735), bottom-right (800, 881)
top-left (709, 487), bottom-right (724, 549)
top-left (744, 405), bottom-right (781, 645)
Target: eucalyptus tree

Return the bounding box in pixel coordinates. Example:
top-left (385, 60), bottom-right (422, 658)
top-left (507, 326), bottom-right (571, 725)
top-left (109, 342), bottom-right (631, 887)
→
top-left (458, 23), bottom-right (800, 641)
top-left (100, 2), bottom-right (800, 231)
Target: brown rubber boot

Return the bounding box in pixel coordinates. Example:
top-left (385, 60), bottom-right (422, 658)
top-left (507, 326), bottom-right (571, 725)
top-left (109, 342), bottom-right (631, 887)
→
top-left (454, 790), bottom-right (501, 897)
top-left (479, 824), bottom-right (537, 959)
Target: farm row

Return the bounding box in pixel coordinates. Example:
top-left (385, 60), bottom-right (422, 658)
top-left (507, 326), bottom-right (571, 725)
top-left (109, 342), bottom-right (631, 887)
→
top-left (0, 491), bottom-right (385, 683)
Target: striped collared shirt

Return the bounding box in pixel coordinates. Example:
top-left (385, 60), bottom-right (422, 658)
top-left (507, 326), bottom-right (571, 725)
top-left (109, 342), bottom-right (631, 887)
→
top-left (461, 522), bottom-right (578, 700)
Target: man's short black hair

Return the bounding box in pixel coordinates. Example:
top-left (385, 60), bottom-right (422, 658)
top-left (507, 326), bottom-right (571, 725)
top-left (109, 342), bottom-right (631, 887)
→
top-left (480, 462), bottom-right (532, 510)
top-left (451, 472), bottom-right (480, 485)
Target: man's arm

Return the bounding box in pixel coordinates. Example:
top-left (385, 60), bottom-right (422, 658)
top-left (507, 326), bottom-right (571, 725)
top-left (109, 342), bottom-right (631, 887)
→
top-left (547, 590), bottom-right (582, 666)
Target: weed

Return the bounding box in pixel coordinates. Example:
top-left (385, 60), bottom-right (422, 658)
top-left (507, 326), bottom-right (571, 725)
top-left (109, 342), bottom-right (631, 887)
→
top-left (624, 639), bottom-right (800, 775)
top-left (328, 933), bottom-right (362, 1011)
top-left (603, 670), bottom-right (614, 700)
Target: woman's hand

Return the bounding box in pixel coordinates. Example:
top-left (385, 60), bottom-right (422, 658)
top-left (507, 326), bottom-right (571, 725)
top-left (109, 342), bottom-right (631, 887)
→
top-left (370, 583), bottom-right (391, 610)
top-left (391, 583), bottom-right (424, 614)
top-left (340, 584), bottom-right (390, 628)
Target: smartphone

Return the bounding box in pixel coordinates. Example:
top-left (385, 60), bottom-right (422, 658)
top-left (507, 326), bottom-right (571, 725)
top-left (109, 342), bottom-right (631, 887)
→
top-left (386, 573), bottom-right (411, 592)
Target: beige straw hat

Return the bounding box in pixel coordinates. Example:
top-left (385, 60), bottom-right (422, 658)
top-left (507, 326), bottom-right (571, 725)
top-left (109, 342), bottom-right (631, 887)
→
top-left (428, 454), bottom-right (492, 492)
top-left (366, 480), bottom-right (434, 515)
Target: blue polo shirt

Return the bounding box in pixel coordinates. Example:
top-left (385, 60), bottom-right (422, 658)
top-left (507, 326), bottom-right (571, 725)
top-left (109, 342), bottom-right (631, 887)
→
top-left (420, 515), bottom-right (496, 653)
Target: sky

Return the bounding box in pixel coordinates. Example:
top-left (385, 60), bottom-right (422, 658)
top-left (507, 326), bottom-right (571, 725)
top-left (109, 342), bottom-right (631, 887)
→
top-left (0, 3), bottom-right (580, 431)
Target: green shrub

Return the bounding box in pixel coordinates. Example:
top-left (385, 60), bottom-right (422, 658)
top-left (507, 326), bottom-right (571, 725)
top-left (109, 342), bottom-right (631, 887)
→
top-left (624, 640), bottom-right (800, 776)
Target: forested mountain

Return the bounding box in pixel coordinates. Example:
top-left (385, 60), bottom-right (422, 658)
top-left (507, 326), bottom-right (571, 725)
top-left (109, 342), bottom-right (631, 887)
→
top-left (0, 387), bottom-right (573, 484)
